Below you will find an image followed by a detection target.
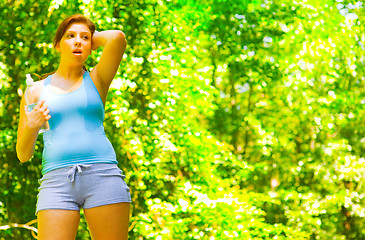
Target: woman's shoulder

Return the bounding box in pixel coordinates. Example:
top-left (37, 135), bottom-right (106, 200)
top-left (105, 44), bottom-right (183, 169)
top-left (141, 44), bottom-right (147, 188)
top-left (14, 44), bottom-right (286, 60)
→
top-left (27, 79), bottom-right (48, 97)
top-left (33, 78), bottom-right (47, 85)
top-left (32, 79), bottom-right (47, 89)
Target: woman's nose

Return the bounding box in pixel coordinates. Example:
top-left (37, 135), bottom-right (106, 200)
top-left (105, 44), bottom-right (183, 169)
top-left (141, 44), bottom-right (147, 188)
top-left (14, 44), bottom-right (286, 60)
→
top-left (74, 37), bottom-right (81, 46)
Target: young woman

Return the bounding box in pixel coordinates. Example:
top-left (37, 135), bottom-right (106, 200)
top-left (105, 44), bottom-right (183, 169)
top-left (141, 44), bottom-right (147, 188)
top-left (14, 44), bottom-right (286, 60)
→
top-left (16, 14), bottom-right (131, 240)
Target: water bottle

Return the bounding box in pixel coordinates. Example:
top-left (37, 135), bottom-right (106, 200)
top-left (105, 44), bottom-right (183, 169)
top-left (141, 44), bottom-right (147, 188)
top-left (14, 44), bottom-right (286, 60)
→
top-left (24, 74), bottom-right (50, 133)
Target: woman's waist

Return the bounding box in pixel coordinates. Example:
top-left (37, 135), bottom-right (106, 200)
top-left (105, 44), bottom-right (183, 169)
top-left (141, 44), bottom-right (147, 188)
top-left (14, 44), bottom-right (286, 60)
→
top-left (41, 161), bottom-right (119, 176)
top-left (43, 134), bottom-right (116, 160)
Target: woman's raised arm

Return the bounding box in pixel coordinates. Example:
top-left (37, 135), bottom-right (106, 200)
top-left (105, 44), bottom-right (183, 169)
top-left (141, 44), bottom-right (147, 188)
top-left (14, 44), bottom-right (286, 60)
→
top-left (90, 30), bottom-right (127, 101)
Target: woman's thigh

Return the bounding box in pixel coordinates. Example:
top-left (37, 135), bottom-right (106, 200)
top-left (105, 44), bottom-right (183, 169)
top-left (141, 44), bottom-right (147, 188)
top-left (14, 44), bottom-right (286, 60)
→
top-left (37, 209), bottom-right (80, 240)
top-left (84, 202), bottom-right (130, 240)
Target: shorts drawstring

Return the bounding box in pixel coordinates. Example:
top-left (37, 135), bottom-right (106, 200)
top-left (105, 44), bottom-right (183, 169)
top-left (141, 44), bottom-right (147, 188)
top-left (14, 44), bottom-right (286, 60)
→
top-left (67, 164), bottom-right (91, 183)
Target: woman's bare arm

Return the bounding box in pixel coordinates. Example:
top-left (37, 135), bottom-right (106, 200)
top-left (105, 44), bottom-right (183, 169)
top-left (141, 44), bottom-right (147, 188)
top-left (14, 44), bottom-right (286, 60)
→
top-left (90, 30), bottom-right (127, 104)
top-left (16, 94), bottom-right (51, 163)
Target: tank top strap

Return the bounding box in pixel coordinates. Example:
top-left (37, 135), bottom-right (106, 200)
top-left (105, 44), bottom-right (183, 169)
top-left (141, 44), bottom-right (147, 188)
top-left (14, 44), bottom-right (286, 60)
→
top-left (83, 71), bottom-right (104, 109)
top-left (44, 74), bottom-right (52, 86)
top-left (40, 75), bottom-right (52, 100)
top-left (83, 71), bottom-right (94, 86)
top-left (83, 71), bottom-right (90, 84)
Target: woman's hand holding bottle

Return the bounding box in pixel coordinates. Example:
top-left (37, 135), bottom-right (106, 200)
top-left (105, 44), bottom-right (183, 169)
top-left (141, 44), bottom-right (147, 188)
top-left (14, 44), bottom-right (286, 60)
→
top-left (25, 99), bottom-right (51, 132)
top-left (24, 74), bottom-right (50, 133)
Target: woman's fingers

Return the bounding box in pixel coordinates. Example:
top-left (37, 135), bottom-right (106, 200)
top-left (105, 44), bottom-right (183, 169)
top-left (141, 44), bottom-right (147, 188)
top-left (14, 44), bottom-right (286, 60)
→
top-left (34, 99), bottom-right (45, 110)
top-left (44, 109), bottom-right (51, 120)
top-left (32, 100), bottom-right (48, 113)
top-left (40, 103), bottom-right (48, 112)
top-left (39, 99), bottom-right (46, 106)
top-left (41, 104), bottom-right (51, 121)
top-left (27, 100), bottom-right (51, 120)
top-left (23, 100), bottom-right (50, 131)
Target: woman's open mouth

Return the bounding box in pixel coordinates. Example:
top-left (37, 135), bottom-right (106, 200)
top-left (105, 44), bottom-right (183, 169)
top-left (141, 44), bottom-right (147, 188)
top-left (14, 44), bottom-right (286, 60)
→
top-left (73, 49), bottom-right (83, 56)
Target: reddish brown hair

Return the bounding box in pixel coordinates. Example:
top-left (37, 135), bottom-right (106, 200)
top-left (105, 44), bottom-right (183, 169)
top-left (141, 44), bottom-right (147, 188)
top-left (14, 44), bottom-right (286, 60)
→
top-left (53, 14), bottom-right (96, 48)
top-left (35, 14), bottom-right (95, 80)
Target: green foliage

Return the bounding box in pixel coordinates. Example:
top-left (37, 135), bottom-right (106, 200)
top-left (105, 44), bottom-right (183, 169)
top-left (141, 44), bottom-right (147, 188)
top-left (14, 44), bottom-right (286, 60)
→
top-left (1, 0), bottom-right (365, 239)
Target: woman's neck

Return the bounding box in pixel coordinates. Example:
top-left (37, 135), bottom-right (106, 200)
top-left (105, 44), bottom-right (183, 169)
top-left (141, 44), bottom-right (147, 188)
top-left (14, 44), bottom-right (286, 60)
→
top-left (55, 62), bottom-right (85, 82)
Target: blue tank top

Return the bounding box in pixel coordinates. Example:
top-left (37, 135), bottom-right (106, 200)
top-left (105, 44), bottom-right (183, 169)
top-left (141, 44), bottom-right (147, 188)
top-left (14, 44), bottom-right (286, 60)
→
top-left (40, 71), bottom-right (118, 174)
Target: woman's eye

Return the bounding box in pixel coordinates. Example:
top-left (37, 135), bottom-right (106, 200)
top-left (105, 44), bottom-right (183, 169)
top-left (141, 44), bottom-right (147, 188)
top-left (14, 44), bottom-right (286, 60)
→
top-left (82, 36), bottom-right (89, 40)
top-left (67, 34), bottom-right (74, 38)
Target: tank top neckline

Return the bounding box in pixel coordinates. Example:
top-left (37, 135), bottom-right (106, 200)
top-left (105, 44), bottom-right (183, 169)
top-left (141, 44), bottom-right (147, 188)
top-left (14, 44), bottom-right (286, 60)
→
top-left (45, 71), bottom-right (88, 96)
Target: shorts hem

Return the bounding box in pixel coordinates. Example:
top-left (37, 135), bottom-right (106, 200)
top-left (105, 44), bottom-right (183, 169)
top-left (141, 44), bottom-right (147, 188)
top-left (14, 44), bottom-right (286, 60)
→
top-left (36, 206), bottom-right (80, 215)
top-left (35, 198), bottom-right (132, 215)
top-left (83, 198), bottom-right (132, 209)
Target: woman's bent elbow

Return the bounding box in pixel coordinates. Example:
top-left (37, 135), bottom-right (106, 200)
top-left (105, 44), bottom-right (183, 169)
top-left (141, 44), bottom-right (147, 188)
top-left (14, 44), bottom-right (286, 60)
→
top-left (16, 145), bottom-right (31, 163)
top-left (113, 30), bottom-right (127, 45)
top-left (16, 152), bottom-right (27, 163)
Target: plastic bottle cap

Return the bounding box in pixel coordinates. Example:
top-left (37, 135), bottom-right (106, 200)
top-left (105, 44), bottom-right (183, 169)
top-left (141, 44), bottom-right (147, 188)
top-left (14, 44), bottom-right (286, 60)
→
top-left (26, 74), bottom-right (34, 85)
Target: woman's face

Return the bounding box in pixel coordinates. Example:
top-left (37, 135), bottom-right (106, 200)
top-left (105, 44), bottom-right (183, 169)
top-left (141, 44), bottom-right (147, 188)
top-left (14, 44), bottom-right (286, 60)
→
top-left (56, 23), bottom-right (92, 65)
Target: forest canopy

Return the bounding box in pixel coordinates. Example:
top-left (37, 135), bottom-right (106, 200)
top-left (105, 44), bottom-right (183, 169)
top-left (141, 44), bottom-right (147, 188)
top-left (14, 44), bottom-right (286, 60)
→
top-left (0, 0), bottom-right (364, 239)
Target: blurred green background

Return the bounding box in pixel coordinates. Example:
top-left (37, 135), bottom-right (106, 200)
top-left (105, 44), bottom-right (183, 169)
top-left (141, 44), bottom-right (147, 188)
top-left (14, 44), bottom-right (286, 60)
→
top-left (1, 0), bottom-right (365, 239)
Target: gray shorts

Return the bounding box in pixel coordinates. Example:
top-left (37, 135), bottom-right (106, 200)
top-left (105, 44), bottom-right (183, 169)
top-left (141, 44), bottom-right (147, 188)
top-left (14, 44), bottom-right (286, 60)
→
top-left (36, 163), bottom-right (131, 215)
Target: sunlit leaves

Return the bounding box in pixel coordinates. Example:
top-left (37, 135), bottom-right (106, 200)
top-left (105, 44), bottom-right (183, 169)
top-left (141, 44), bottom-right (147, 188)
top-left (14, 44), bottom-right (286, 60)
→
top-left (1, 0), bottom-right (365, 239)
